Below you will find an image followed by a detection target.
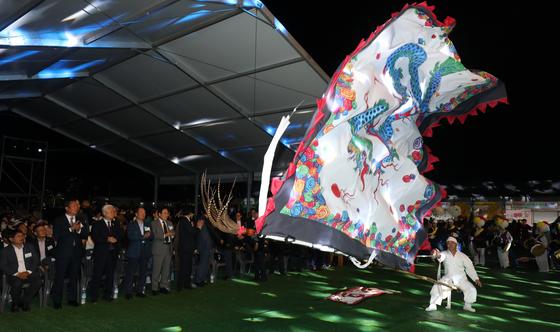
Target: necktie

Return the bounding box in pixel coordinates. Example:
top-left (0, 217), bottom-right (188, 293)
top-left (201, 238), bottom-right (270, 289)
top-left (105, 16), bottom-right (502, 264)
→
top-left (162, 221), bottom-right (169, 244)
top-left (70, 216), bottom-right (76, 246)
top-left (108, 220), bottom-right (115, 249)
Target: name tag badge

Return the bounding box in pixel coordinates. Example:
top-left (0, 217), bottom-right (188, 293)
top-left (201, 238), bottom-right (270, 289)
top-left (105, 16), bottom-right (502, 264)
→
top-left (168, 224), bottom-right (173, 231)
top-left (24, 252), bottom-right (32, 258)
top-left (47, 245), bottom-right (53, 250)
top-left (144, 226), bottom-right (150, 232)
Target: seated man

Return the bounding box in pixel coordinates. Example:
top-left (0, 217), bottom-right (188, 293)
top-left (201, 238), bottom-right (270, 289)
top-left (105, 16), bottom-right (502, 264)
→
top-left (31, 221), bottom-right (56, 267)
top-left (426, 236), bottom-right (482, 312)
top-left (0, 229), bottom-right (41, 312)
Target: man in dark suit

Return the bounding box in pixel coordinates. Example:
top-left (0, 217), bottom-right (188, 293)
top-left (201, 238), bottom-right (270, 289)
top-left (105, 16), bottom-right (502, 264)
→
top-left (194, 215), bottom-right (219, 286)
top-left (124, 207), bottom-right (153, 299)
top-left (31, 221), bottom-right (56, 266)
top-left (89, 204), bottom-right (122, 302)
top-left (0, 229), bottom-right (41, 312)
top-left (175, 211), bottom-right (201, 290)
top-left (52, 198), bottom-right (88, 309)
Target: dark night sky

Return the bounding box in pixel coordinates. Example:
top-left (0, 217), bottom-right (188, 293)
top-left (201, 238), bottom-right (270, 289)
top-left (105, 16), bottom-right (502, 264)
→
top-left (0, 1), bottom-right (554, 200)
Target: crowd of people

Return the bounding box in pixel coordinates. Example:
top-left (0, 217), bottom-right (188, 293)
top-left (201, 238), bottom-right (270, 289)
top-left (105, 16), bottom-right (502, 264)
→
top-left (423, 214), bottom-right (560, 273)
top-left (1, 201), bottom-right (559, 314)
top-left (0, 199), bottom-right (333, 313)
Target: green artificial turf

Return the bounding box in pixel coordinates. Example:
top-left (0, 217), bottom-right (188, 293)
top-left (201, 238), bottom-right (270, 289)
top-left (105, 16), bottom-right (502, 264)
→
top-left (1, 263), bottom-right (558, 331)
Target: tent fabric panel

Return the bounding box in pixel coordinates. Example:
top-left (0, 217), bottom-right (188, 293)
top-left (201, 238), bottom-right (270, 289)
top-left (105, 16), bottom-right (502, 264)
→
top-left (95, 52), bottom-right (199, 103)
top-left (47, 78), bottom-right (131, 116)
top-left (133, 131), bottom-right (210, 156)
top-left (185, 118), bottom-right (271, 150)
top-left (95, 106), bottom-right (171, 138)
top-left (143, 86), bottom-right (239, 126)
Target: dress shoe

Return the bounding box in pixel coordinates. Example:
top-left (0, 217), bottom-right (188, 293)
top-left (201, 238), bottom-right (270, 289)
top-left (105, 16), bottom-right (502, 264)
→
top-left (136, 292), bottom-right (146, 298)
top-left (125, 294), bottom-right (133, 300)
top-left (159, 288), bottom-right (170, 294)
top-left (22, 304), bottom-right (31, 312)
top-left (152, 290), bottom-right (159, 296)
top-left (11, 303), bottom-right (20, 312)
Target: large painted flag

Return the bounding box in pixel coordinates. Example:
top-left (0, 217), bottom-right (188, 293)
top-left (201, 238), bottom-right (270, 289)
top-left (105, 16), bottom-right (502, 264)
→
top-left (256, 2), bottom-right (507, 270)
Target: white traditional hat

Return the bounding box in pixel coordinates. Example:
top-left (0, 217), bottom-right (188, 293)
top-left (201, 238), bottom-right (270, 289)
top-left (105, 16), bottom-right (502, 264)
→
top-left (446, 237), bottom-right (458, 244)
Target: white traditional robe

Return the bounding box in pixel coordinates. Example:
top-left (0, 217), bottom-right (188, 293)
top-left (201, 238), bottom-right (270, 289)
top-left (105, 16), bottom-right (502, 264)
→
top-left (429, 250), bottom-right (479, 305)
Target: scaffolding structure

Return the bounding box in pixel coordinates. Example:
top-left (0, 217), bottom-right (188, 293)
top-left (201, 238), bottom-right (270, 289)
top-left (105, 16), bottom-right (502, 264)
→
top-left (0, 136), bottom-right (48, 212)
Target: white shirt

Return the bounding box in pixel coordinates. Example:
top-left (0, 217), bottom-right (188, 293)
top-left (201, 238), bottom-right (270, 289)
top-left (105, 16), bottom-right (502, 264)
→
top-left (136, 219), bottom-right (144, 236)
top-left (37, 238), bottom-right (46, 260)
top-left (67, 214), bottom-right (82, 233)
top-left (104, 218), bottom-right (112, 229)
top-left (66, 214), bottom-right (75, 225)
top-left (437, 250), bottom-right (478, 284)
top-left (160, 219), bottom-right (172, 243)
top-left (12, 245), bottom-right (32, 276)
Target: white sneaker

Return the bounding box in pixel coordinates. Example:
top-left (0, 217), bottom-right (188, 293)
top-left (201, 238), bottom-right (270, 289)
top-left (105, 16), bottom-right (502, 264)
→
top-left (425, 304), bottom-right (437, 311)
top-left (463, 305), bottom-right (476, 312)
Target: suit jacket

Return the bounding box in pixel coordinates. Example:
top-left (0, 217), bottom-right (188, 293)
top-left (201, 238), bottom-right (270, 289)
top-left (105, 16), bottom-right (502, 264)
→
top-left (197, 222), bottom-right (219, 252)
top-left (175, 217), bottom-right (199, 253)
top-left (152, 218), bottom-right (173, 255)
top-left (31, 237), bottom-right (56, 265)
top-left (0, 243), bottom-right (40, 276)
top-left (53, 214), bottom-right (88, 260)
top-left (126, 219), bottom-right (153, 259)
top-left (91, 219), bottom-right (123, 257)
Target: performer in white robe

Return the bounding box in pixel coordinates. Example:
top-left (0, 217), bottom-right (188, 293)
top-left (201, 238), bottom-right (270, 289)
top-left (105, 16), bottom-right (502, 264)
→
top-left (426, 237), bottom-right (482, 312)
top-left (495, 217), bottom-right (513, 269)
top-left (535, 222), bottom-right (550, 272)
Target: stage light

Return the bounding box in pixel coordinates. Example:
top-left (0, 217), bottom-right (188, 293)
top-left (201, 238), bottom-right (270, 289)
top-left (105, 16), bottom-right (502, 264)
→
top-left (306, 291), bottom-right (331, 299)
top-left (533, 290), bottom-right (557, 295)
top-left (514, 317), bottom-right (560, 328)
top-left (312, 285), bottom-right (337, 291)
top-left (505, 303), bottom-right (535, 310)
top-left (231, 278), bottom-right (259, 286)
top-left (352, 278), bottom-right (375, 285)
top-left (242, 317), bottom-right (266, 322)
top-left (305, 280), bottom-right (328, 285)
top-left (353, 308), bottom-right (386, 318)
top-left (477, 294), bottom-right (505, 301)
top-left (501, 291), bottom-right (527, 299)
top-left (309, 313), bottom-right (343, 323)
top-left (496, 307), bottom-right (524, 314)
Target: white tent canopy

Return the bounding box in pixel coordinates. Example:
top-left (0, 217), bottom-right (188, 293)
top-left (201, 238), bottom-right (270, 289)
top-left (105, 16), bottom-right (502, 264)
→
top-left (1, 0), bottom-right (328, 183)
